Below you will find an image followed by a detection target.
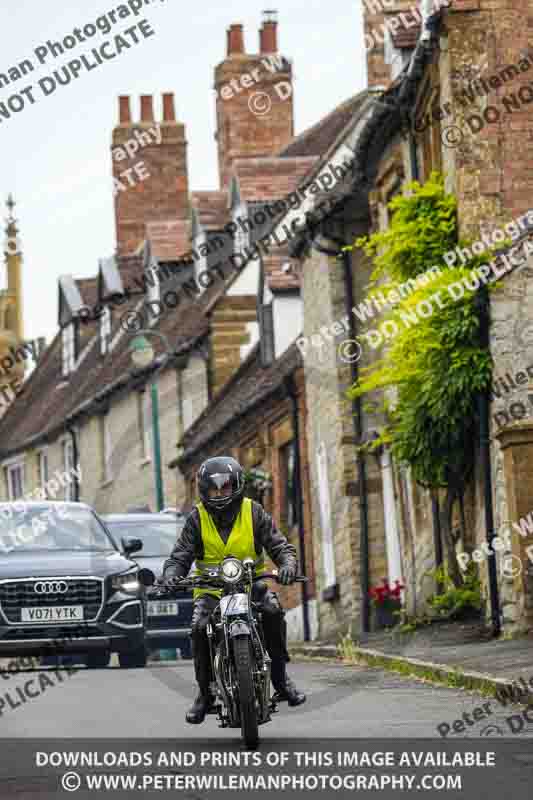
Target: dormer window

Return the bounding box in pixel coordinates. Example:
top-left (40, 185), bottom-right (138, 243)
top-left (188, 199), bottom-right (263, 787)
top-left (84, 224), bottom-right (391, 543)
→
top-left (62, 321), bottom-right (78, 377)
top-left (100, 306), bottom-right (112, 356)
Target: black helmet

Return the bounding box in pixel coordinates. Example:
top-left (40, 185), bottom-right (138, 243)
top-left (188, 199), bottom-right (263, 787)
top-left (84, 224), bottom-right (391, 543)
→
top-left (198, 456), bottom-right (245, 514)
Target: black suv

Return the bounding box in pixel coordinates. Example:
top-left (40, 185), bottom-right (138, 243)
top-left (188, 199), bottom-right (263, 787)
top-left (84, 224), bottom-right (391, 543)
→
top-left (0, 502), bottom-right (147, 668)
top-left (103, 512), bottom-right (193, 658)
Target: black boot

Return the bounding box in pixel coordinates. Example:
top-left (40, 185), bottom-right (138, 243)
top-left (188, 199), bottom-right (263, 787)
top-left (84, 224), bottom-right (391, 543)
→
top-left (271, 661), bottom-right (306, 707)
top-left (186, 687), bottom-right (215, 724)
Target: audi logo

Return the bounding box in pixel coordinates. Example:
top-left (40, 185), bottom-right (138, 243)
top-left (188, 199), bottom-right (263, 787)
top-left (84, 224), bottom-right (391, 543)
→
top-left (33, 581), bottom-right (69, 595)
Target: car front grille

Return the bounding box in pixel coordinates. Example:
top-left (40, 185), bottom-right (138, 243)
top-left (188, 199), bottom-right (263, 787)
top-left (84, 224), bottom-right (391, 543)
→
top-left (0, 579), bottom-right (104, 624)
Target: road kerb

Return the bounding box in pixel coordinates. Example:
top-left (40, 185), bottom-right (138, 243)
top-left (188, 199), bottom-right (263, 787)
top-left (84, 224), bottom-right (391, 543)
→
top-left (289, 643), bottom-right (533, 705)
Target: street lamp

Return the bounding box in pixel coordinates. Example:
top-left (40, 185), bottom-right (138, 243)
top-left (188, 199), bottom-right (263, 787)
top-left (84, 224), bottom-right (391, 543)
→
top-left (128, 330), bottom-right (170, 512)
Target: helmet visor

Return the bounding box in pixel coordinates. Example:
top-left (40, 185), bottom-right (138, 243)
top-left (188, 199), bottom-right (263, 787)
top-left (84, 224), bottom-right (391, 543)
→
top-left (206, 473), bottom-right (233, 499)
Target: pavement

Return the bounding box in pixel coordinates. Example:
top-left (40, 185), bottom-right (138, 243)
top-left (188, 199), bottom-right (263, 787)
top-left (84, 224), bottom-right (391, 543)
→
top-left (289, 620), bottom-right (533, 703)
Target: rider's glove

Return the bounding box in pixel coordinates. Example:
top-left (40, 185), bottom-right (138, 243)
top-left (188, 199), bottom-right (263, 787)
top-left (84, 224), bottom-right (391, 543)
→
top-left (163, 574), bottom-right (182, 589)
top-left (278, 562), bottom-right (297, 586)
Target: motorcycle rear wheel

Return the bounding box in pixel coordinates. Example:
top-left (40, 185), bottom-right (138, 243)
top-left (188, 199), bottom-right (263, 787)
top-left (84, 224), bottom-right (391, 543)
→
top-left (233, 636), bottom-right (259, 749)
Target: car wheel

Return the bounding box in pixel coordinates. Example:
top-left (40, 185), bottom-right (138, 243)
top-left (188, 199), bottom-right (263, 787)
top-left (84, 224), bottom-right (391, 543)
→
top-left (85, 652), bottom-right (111, 669)
top-left (118, 645), bottom-right (147, 669)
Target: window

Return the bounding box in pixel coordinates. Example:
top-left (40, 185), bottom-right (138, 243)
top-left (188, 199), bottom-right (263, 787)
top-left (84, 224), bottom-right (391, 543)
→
top-left (259, 302), bottom-right (275, 366)
top-left (100, 306), bottom-right (112, 356)
top-left (62, 439), bottom-right (76, 500)
top-left (279, 441), bottom-right (296, 530)
top-left (137, 391), bottom-right (151, 461)
top-left (99, 415), bottom-right (113, 483)
top-left (6, 462), bottom-right (25, 500)
top-left (38, 451), bottom-right (49, 497)
top-left (61, 322), bottom-right (78, 376)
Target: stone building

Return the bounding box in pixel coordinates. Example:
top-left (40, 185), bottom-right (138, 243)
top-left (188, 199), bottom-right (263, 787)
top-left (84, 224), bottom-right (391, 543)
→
top-left (284, 0), bottom-right (533, 639)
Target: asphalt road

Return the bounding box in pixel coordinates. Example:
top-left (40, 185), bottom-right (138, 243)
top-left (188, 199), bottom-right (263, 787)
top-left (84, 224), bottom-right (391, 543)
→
top-left (2, 657), bottom-right (533, 740)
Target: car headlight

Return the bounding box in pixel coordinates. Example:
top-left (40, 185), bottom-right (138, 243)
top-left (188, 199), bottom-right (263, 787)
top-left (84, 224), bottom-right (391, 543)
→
top-left (111, 568), bottom-right (140, 593)
top-left (221, 558), bottom-right (243, 583)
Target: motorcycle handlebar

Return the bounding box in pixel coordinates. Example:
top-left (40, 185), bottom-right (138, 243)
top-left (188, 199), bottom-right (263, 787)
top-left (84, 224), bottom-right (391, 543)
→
top-left (150, 573), bottom-right (308, 596)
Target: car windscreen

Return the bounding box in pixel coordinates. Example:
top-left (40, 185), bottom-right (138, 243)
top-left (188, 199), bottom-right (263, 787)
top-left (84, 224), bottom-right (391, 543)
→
top-left (105, 519), bottom-right (183, 557)
top-left (0, 505), bottom-right (116, 554)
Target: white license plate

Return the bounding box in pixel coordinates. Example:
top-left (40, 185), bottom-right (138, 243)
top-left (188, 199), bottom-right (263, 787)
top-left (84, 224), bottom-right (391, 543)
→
top-left (148, 601), bottom-right (178, 617)
top-left (21, 606), bottom-right (84, 623)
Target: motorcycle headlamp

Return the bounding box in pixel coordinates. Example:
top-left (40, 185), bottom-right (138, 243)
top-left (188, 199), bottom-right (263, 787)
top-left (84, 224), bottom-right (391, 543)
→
top-left (111, 568), bottom-right (140, 593)
top-left (221, 558), bottom-right (243, 583)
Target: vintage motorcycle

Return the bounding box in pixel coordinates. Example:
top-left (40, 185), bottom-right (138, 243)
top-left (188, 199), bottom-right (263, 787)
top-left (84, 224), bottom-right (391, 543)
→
top-left (143, 557), bottom-right (307, 749)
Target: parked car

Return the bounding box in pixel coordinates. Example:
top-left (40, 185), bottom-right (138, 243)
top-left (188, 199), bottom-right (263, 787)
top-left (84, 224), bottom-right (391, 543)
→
top-left (102, 512), bottom-right (193, 658)
top-left (0, 502), bottom-right (147, 668)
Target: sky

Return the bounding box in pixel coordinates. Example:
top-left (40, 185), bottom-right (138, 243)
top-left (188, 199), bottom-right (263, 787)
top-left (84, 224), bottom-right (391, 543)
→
top-left (0, 0), bottom-right (367, 344)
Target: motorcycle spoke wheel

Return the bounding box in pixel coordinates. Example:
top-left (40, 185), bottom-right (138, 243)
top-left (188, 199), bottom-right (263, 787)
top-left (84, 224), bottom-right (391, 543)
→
top-left (233, 636), bottom-right (259, 749)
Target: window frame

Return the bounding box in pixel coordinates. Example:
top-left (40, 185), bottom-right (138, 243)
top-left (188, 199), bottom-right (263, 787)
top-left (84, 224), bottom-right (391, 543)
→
top-left (279, 439), bottom-right (297, 533)
top-left (37, 450), bottom-right (49, 497)
top-left (6, 462), bottom-right (25, 501)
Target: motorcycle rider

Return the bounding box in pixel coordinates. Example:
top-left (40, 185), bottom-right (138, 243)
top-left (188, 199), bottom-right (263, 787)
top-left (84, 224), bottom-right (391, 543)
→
top-left (162, 456), bottom-right (306, 724)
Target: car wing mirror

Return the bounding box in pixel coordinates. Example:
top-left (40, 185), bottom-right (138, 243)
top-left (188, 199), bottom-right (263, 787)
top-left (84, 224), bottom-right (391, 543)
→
top-left (121, 536), bottom-right (143, 556)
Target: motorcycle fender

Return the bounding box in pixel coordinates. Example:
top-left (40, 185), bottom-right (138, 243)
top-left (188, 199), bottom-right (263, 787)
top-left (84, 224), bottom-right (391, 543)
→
top-left (229, 621), bottom-right (250, 638)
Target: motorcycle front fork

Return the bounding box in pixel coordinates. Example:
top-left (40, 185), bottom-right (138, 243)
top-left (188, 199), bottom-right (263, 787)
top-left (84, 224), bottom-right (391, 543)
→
top-left (206, 622), bottom-right (277, 728)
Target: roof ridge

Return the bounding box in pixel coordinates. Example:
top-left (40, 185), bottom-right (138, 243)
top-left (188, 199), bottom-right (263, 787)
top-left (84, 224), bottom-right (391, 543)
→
top-left (277, 90), bottom-right (369, 157)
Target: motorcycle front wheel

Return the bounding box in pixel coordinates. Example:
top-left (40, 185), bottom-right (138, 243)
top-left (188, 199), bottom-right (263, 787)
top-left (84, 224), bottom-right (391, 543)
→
top-left (233, 636), bottom-right (259, 749)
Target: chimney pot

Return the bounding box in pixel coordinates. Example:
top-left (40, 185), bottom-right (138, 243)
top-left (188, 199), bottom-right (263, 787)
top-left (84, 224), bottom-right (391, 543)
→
top-left (140, 95), bottom-right (154, 122)
top-left (162, 92), bottom-right (175, 122)
top-left (260, 11), bottom-right (278, 53)
top-left (228, 23), bottom-right (245, 55)
top-left (119, 95), bottom-right (131, 124)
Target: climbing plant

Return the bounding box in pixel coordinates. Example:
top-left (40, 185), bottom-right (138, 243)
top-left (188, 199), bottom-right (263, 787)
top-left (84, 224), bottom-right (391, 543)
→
top-left (346, 172), bottom-right (498, 586)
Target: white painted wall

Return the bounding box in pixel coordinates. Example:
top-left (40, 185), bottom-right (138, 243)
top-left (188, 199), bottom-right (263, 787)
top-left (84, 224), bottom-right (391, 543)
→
top-left (240, 321), bottom-right (259, 361)
top-left (273, 294), bottom-right (302, 358)
top-left (381, 448), bottom-right (404, 586)
top-left (227, 258), bottom-right (260, 296)
top-left (285, 599), bottom-right (319, 641)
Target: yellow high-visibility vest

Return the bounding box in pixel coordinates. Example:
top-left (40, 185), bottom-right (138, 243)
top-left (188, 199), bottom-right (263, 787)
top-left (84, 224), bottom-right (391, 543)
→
top-left (194, 498), bottom-right (266, 600)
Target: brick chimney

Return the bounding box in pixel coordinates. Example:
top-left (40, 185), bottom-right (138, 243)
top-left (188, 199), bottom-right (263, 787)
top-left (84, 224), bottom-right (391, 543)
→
top-left (362, 0), bottom-right (390, 89)
top-left (260, 10), bottom-right (278, 53)
top-left (362, 0), bottom-right (423, 89)
top-left (228, 24), bottom-right (245, 55)
top-left (214, 12), bottom-right (293, 190)
top-left (112, 93), bottom-right (190, 256)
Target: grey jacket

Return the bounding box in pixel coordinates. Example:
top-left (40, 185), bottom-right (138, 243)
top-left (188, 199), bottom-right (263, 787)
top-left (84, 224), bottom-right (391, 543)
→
top-left (163, 500), bottom-right (297, 580)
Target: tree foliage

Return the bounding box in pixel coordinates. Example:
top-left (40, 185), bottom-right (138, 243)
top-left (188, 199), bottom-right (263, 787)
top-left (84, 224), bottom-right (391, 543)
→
top-left (347, 172), bottom-right (498, 584)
